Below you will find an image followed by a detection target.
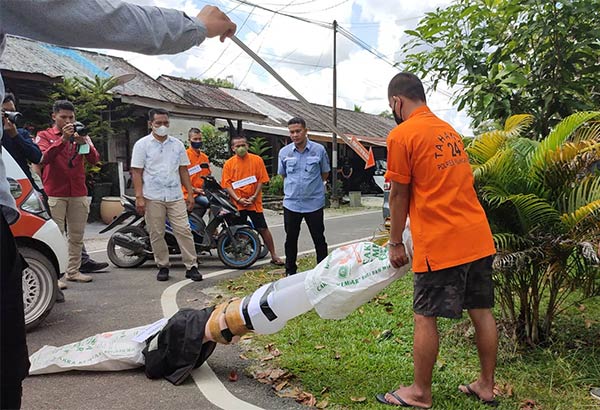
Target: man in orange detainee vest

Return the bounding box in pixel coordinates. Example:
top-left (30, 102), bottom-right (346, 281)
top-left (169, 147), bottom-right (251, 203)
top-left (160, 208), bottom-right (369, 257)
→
top-left (182, 127), bottom-right (211, 217)
top-left (221, 136), bottom-right (284, 266)
top-left (376, 73), bottom-right (499, 409)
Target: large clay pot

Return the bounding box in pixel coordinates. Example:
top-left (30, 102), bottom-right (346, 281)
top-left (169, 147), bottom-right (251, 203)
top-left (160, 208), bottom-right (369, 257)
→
top-left (100, 196), bottom-right (123, 225)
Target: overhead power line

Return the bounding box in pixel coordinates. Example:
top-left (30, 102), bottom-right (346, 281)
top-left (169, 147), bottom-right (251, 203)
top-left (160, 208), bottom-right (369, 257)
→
top-left (252, 0), bottom-right (323, 7)
top-left (336, 25), bottom-right (397, 68)
top-left (197, 6), bottom-right (257, 77)
top-left (335, 24), bottom-right (455, 98)
top-left (237, 0), bottom-right (301, 86)
top-left (229, 0), bottom-right (333, 29)
top-left (201, 0), bottom-right (456, 98)
top-left (288, 0), bottom-right (353, 14)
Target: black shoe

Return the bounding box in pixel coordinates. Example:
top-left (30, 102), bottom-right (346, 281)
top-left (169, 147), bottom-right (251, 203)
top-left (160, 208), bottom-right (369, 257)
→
top-left (56, 289), bottom-right (65, 303)
top-left (80, 260), bottom-right (109, 273)
top-left (156, 267), bottom-right (169, 281)
top-left (185, 266), bottom-right (203, 282)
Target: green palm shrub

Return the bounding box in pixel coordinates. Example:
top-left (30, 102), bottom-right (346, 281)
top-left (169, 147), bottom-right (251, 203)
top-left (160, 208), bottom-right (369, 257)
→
top-left (200, 124), bottom-right (229, 167)
top-left (466, 112), bottom-right (600, 345)
top-left (248, 136), bottom-right (272, 164)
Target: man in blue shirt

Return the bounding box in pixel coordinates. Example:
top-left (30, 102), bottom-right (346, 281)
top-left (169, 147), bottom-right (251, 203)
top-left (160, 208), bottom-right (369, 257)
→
top-left (278, 117), bottom-right (330, 275)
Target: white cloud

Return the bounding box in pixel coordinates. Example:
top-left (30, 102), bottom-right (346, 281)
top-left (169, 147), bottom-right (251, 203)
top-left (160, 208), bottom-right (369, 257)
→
top-left (98, 0), bottom-right (472, 134)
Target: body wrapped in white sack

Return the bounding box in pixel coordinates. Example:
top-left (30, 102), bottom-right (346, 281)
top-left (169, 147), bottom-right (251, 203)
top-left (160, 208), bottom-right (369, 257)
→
top-left (305, 229), bottom-right (412, 320)
top-left (29, 325), bottom-right (149, 375)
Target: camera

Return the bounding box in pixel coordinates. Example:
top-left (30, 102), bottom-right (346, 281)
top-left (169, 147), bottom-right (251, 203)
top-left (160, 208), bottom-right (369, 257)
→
top-left (73, 121), bottom-right (87, 136)
top-left (3, 111), bottom-right (24, 127)
top-left (69, 121), bottom-right (87, 142)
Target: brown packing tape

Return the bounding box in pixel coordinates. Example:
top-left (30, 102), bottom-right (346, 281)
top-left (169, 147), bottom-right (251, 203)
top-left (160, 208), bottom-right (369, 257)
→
top-left (224, 298), bottom-right (248, 336)
top-left (207, 302), bottom-right (229, 345)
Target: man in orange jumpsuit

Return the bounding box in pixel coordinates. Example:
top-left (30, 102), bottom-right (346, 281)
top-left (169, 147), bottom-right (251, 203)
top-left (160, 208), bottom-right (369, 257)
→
top-left (377, 73), bottom-right (498, 408)
top-left (183, 127), bottom-right (211, 217)
top-left (221, 136), bottom-right (284, 266)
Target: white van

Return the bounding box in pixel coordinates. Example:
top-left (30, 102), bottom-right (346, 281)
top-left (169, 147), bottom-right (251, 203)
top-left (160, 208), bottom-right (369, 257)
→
top-left (3, 150), bottom-right (68, 330)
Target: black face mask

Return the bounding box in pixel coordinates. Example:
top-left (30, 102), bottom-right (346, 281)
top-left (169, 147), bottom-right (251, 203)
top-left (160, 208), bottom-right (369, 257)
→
top-left (392, 99), bottom-right (403, 125)
top-left (191, 141), bottom-right (204, 150)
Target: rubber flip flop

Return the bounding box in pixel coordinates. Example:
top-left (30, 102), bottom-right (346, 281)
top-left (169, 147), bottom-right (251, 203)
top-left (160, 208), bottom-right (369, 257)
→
top-left (459, 384), bottom-right (499, 407)
top-left (375, 392), bottom-right (432, 409)
top-left (270, 259), bottom-right (285, 266)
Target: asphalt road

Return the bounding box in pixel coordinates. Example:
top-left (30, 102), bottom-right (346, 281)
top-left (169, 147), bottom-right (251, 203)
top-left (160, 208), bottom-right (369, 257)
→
top-left (22, 209), bottom-right (384, 410)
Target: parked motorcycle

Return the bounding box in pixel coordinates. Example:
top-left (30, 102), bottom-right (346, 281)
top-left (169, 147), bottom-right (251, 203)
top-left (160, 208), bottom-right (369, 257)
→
top-left (100, 174), bottom-right (261, 269)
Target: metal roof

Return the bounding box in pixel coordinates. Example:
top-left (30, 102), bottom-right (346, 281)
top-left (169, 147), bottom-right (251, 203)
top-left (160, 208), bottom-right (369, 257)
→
top-left (220, 88), bottom-right (395, 140)
top-left (1, 36), bottom-right (188, 105)
top-left (258, 93), bottom-right (395, 138)
top-left (2, 35), bottom-right (393, 140)
top-left (157, 75), bottom-right (261, 116)
top-left (221, 88), bottom-right (291, 124)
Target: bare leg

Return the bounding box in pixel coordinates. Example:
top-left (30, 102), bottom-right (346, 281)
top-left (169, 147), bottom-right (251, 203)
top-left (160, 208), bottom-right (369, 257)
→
top-left (384, 313), bottom-right (436, 408)
top-left (458, 308), bottom-right (497, 401)
top-left (258, 228), bottom-right (282, 263)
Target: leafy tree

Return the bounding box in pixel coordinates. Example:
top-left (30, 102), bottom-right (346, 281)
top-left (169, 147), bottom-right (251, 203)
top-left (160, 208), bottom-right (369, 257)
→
top-left (378, 110), bottom-right (393, 120)
top-left (248, 136), bottom-right (272, 165)
top-left (353, 104), bottom-right (363, 112)
top-left (265, 174), bottom-right (283, 196)
top-left (189, 77), bottom-right (234, 88)
top-left (200, 123), bottom-right (230, 167)
top-left (402, 0), bottom-right (600, 138)
top-left (466, 112), bottom-right (600, 345)
top-left (50, 76), bottom-right (121, 144)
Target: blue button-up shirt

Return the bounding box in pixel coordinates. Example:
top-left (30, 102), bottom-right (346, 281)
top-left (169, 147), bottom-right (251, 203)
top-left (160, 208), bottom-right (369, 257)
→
top-left (278, 139), bottom-right (330, 213)
top-left (131, 134), bottom-right (190, 202)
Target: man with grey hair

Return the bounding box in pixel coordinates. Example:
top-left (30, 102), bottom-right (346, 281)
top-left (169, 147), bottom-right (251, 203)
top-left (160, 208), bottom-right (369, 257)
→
top-left (0, 2), bottom-right (236, 407)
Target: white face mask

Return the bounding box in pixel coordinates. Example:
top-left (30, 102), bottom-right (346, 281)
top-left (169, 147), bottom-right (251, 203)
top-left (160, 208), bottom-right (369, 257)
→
top-left (154, 125), bottom-right (169, 137)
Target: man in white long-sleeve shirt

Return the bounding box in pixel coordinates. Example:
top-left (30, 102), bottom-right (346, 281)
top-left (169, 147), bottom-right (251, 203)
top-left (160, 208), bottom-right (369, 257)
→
top-left (0, 2), bottom-right (235, 407)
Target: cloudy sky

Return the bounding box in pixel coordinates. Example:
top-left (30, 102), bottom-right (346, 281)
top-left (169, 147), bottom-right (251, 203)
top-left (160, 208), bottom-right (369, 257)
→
top-left (102, 0), bottom-right (472, 134)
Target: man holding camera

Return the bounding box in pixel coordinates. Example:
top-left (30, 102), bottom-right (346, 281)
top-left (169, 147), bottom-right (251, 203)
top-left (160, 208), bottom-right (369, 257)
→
top-left (36, 100), bottom-right (100, 284)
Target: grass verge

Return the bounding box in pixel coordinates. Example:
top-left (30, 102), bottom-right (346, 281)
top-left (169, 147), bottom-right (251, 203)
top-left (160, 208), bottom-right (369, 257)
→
top-left (220, 256), bottom-right (600, 409)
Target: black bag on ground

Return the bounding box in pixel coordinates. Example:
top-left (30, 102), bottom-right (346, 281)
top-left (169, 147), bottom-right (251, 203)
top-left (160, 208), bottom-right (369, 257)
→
top-left (143, 307), bottom-right (216, 385)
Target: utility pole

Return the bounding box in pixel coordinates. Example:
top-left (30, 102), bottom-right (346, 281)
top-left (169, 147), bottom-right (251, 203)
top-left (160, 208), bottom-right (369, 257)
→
top-left (331, 20), bottom-right (340, 208)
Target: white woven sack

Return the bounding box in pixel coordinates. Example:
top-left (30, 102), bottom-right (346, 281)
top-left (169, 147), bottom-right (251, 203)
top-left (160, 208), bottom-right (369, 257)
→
top-left (305, 240), bottom-right (410, 320)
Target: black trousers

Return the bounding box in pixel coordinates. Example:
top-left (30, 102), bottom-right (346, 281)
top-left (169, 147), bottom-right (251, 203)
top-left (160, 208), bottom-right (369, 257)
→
top-left (1, 211), bottom-right (30, 410)
top-left (283, 207), bottom-right (328, 275)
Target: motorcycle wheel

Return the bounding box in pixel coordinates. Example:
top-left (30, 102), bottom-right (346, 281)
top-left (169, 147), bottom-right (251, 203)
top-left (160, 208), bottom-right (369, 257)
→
top-left (217, 227), bottom-right (260, 269)
top-left (259, 242), bottom-right (269, 259)
top-left (21, 247), bottom-right (57, 331)
top-left (107, 226), bottom-right (148, 268)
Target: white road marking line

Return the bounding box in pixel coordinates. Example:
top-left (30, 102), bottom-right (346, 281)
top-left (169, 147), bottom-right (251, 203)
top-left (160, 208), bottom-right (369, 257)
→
top-left (160, 234), bottom-right (374, 410)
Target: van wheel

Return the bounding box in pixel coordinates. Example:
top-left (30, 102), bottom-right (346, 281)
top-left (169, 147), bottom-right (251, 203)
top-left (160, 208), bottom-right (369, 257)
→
top-left (20, 247), bottom-right (58, 331)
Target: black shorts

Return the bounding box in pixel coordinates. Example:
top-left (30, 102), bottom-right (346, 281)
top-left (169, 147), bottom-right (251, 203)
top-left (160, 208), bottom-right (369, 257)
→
top-left (413, 255), bottom-right (495, 319)
top-left (236, 210), bottom-right (268, 230)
